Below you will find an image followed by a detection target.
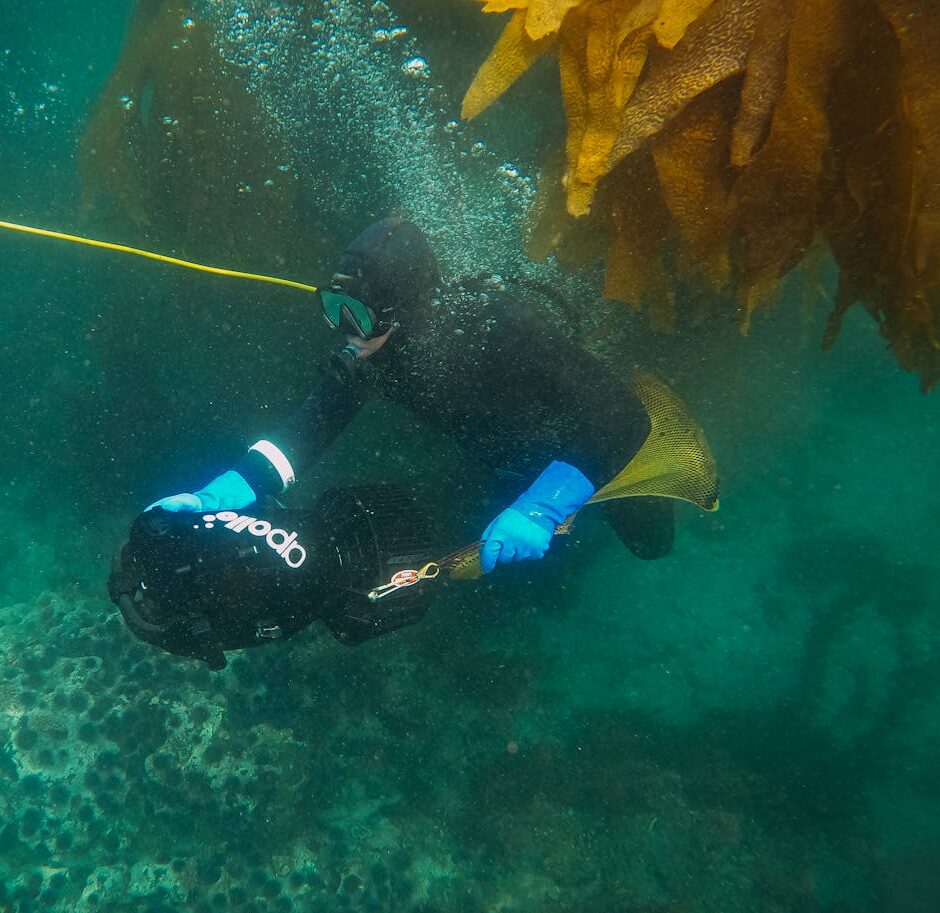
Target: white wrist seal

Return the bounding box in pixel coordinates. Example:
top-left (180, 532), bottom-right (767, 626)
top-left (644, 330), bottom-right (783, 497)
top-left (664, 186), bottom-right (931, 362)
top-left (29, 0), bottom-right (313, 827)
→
top-left (248, 439), bottom-right (296, 492)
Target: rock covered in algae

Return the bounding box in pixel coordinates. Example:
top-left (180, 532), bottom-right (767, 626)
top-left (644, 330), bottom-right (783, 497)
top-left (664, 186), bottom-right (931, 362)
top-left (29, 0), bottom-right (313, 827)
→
top-left (0, 579), bottom-right (847, 912)
top-left (462, 0), bottom-right (940, 389)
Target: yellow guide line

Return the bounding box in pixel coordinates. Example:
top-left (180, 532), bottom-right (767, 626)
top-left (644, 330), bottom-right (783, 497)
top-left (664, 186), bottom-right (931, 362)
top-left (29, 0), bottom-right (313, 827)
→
top-left (0, 219), bottom-right (319, 296)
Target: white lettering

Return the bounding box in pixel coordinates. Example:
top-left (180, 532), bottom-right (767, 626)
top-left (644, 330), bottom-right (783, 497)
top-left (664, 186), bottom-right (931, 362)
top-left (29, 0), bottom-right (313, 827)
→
top-left (248, 520), bottom-right (272, 537)
top-left (283, 543), bottom-right (307, 569)
top-left (266, 529), bottom-right (296, 554)
top-left (207, 514), bottom-right (307, 567)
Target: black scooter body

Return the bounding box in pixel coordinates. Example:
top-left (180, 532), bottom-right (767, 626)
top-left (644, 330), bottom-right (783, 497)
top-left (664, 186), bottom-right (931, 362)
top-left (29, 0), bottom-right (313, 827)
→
top-left (108, 485), bottom-right (433, 669)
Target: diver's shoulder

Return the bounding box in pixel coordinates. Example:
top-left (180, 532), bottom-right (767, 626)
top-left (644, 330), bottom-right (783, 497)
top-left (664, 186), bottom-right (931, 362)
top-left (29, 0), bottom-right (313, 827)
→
top-left (437, 274), bottom-right (546, 331)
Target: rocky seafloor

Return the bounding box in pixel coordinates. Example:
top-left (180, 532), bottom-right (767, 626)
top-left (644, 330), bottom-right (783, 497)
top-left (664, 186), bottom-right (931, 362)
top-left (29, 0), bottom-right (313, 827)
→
top-left (3, 551), bottom-right (932, 913)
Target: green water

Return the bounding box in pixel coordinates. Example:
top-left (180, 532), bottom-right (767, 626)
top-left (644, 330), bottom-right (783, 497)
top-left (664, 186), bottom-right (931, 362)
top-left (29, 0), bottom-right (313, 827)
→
top-left (2, 3), bottom-right (939, 912)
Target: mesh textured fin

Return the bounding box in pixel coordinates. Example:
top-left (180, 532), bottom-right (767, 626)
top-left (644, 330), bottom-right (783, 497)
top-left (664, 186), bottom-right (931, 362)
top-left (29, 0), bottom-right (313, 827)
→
top-left (443, 373), bottom-right (718, 581)
top-left (588, 372), bottom-right (719, 511)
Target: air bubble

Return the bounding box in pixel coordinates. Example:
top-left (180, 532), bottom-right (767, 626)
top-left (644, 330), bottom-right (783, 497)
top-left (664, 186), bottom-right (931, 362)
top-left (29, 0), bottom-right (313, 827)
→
top-left (118, 95), bottom-right (134, 110)
top-left (401, 56), bottom-right (429, 78)
top-left (373, 27), bottom-right (408, 42)
top-left (208, 0), bottom-right (547, 282)
top-left (182, 16), bottom-right (195, 29)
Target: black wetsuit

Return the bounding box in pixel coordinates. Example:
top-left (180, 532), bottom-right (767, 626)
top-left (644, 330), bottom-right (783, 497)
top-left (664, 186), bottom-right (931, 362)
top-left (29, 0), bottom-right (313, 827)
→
top-left (237, 282), bottom-right (674, 560)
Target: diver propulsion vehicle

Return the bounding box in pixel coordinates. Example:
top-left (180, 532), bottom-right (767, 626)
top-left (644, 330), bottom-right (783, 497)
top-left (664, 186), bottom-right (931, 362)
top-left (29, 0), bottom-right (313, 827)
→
top-left (109, 372), bottom-right (722, 669)
top-left (108, 485), bottom-right (434, 670)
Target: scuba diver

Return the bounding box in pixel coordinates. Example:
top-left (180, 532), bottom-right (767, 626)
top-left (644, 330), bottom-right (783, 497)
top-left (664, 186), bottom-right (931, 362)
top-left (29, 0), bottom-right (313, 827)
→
top-left (109, 217), bottom-right (676, 669)
top-left (149, 216), bottom-right (675, 568)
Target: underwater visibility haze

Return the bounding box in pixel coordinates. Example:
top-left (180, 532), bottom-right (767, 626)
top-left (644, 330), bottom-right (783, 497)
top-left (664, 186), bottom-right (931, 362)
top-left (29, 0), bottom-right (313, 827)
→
top-left (1, 1), bottom-right (940, 911)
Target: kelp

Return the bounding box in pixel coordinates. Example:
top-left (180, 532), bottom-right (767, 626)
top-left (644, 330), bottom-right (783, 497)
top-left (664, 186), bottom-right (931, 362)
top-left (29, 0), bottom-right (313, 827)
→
top-left (463, 0), bottom-right (940, 389)
top-left (461, 8), bottom-right (554, 120)
top-left (652, 77), bottom-right (738, 294)
top-left (730, 0), bottom-right (795, 167)
top-left (731, 0), bottom-right (850, 323)
top-left (603, 151), bottom-right (677, 331)
top-left (79, 0), bottom-right (304, 268)
top-left (560, 0), bottom-right (660, 215)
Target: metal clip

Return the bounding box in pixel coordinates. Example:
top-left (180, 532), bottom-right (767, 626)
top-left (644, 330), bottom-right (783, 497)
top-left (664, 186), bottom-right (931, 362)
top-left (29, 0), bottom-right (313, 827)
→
top-left (367, 562), bottom-right (440, 602)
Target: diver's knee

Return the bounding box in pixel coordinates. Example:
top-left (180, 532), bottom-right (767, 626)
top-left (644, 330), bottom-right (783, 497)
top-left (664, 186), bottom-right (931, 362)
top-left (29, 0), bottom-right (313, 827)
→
top-left (624, 526), bottom-right (674, 560)
top-left (604, 497), bottom-right (675, 560)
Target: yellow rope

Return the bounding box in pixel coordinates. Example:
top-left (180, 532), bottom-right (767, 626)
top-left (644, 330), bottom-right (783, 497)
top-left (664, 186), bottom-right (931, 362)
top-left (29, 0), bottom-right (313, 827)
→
top-left (0, 219), bottom-right (319, 296)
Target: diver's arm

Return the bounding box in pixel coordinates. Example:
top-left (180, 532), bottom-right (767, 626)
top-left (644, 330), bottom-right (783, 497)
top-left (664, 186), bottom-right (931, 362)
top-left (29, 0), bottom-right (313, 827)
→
top-left (233, 355), bottom-right (369, 501)
top-left (146, 350), bottom-right (369, 512)
top-left (475, 304), bottom-right (651, 572)
top-left (236, 331), bottom-right (391, 498)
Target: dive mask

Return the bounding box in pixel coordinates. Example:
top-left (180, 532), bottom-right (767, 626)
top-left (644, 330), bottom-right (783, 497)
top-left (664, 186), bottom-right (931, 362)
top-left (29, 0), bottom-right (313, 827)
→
top-left (318, 286), bottom-right (375, 338)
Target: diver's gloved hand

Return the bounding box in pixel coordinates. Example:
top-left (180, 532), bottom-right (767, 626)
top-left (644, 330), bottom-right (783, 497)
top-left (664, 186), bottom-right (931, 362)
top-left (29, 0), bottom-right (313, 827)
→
top-left (146, 470), bottom-right (257, 513)
top-left (480, 461), bottom-right (595, 574)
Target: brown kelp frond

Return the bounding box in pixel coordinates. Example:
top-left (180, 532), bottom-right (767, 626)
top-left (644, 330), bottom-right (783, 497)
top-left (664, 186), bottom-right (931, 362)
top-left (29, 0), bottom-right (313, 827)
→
top-left (652, 79), bottom-right (738, 293)
top-left (463, 0), bottom-right (940, 388)
top-left (609, 0), bottom-right (760, 172)
top-left (874, 0), bottom-right (940, 381)
top-left (730, 0), bottom-right (796, 167)
top-left (729, 0), bottom-right (852, 325)
top-left (601, 151), bottom-right (677, 332)
top-left (461, 8), bottom-right (555, 120)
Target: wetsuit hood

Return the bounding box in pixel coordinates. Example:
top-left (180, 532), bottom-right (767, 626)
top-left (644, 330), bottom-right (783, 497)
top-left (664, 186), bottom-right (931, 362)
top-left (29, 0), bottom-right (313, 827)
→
top-left (334, 217), bottom-right (439, 331)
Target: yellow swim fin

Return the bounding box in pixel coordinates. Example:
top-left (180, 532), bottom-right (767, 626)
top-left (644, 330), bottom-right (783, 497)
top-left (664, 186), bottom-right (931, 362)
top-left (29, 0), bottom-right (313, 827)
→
top-left (588, 372), bottom-right (719, 512)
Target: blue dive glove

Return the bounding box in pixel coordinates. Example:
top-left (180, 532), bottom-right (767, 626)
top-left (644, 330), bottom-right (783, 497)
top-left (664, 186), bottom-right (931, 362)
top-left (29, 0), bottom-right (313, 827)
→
top-left (146, 470), bottom-right (257, 513)
top-left (480, 461), bottom-right (595, 574)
